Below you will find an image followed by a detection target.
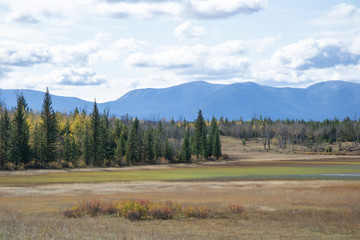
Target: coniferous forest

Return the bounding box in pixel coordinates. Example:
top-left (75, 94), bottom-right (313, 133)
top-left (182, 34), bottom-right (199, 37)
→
top-left (0, 89), bottom-right (222, 169)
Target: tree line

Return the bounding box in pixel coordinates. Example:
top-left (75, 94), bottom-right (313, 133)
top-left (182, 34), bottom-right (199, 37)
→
top-left (0, 89), bottom-right (221, 169)
top-left (218, 115), bottom-right (360, 151)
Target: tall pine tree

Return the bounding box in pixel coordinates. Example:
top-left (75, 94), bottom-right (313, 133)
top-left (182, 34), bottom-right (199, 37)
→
top-left (40, 88), bottom-right (58, 164)
top-left (126, 118), bottom-right (140, 165)
top-left (212, 123), bottom-right (222, 159)
top-left (0, 109), bottom-right (11, 168)
top-left (181, 127), bottom-right (191, 162)
top-left (90, 100), bottom-right (103, 166)
top-left (10, 94), bottom-right (31, 165)
top-left (194, 110), bottom-right (207, 158)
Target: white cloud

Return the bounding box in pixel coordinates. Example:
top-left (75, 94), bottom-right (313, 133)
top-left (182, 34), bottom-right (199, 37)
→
top-left (174, 21), bottom-right (206, 40)
top-left (314, 3), bottom-right (360, 29)
top-left (0, 41), bottom-right (51, 67)
top-left (97, 2), bottom-right (184, 19)
top-left (125, 41), bottom-right (249, 79)
top-left (97, 0), bottom-right (266, 19)
top-left (52, 68), bottom-right (106, 86)
top-left (90, 38), bottom-right (148, 63)
top-left (51, 40), bottom-right (100, 66)
top-left (188, 0), bottom-right (267, 19)
top-left (270, 38), bottom-right (360, 71)
top-left (251, 36), bottom-right (360, 86)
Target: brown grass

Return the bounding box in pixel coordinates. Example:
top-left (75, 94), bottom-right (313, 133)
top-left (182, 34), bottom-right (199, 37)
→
top-left (1, 137), bottom-right (360, 239)
top-left (1, 180), bottom-right (359, 239)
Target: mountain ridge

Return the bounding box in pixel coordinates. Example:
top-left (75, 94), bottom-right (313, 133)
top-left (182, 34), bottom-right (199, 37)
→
top-left (1, 80), bottom-right (359, 121)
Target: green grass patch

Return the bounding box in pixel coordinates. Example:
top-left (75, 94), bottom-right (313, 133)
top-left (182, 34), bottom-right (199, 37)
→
top-left (1, 164), bottom-right (360, 185)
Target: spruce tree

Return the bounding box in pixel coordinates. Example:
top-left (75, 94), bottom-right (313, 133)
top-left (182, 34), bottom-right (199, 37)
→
top-left (63, 120), bottom-right (72, 163)
top-left (101, 110), bottom-right (112, 160)
top-left (82, 122), bottom-right (91, 165)
top-left (181, 127), bottom-right (191, 162)
top-left (164, 138), bottom-right (174, 161)
top-left (126, 118), bottom-right (140, 165)
top-left (207, 117), bottom-right (217, 158)
top-left (0, 109), bottom-right (11, 168)
top-left (31, 123), bottom-right (42, 166)
top-left (194, 110), bottom-right (207, 158)
top-left (144, 127), bottom-right (155, 163)
top-left (212, 124), bottom-right (222, 159)
top-left (10, 94), bottom-right (31, 165)
top-left (90, 100), bottom-right (103, 166)
top-left (40, 88), bottom-right (58, 164)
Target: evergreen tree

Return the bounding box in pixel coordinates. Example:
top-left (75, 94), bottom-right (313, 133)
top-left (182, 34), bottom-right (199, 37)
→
top-left (194, 110), bottom-right (207, 158)
top-left (31, 123), bottom-right (42, 166)
top-left (10, 94), bottom-right (31, 165)
top-left (181, 127), bottom-right (191, 162)
top-left (164, 138), bottom-right (174, 161)
top-left (40, 88), bottom-right (58, 164)
top-left (144, 127), bottom-right (155, 163)
top-left (207, 117), bottom-right (217, 158)
top-left (126, 118), bottom-right (140, 165)
top-left (101, 110), bottom-right (112, 160)
top-left (82, 122), bottom-right (91, 165)
top-left (114, 124), bottom-right (128, 164)
top-left (90, 100), bottom-right (103, 166)
top-left (153, 121), bottom-right (165, 159)
top-left (212, 123), bottom-right (222, 159)
top-left (62, 120), bottom-right (72, 163)
top-left (0, 109), bottom-right (11, 168)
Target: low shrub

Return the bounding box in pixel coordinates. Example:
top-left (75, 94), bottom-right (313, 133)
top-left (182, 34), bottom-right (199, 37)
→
top-left (100, 201), bottom-right (117, 215)
top-left (62, 206), bottom-right (84, 218)
top-left (62, 199), bottom-right (246, 221)
top-left (228, 204), bottom-right (245, 214)
top-left (114, 199), bottom-right (151, 220)
top-left (148, 205), bottom-right (175, 220)
top-left (80, 199), bottom-right (102, 217)
top-left (184, 206), bottom-right (213, 219)
top-left (125, 209), bottom-right (143, 221)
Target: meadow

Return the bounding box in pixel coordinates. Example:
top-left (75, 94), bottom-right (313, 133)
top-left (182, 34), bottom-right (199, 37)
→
top-left (0, 137), bottom-right (359, 239)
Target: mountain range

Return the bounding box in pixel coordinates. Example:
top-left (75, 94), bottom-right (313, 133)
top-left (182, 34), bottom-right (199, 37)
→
top-left (1, 81), bottom-right (359, 121)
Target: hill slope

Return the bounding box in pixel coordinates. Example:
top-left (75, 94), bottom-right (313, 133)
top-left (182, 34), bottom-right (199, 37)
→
top-left (1, 81), bottom-right (360, 120)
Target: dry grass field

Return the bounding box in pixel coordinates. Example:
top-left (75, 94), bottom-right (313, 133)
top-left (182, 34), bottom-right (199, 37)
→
top-left (0, 137), bottom-right (360, 239)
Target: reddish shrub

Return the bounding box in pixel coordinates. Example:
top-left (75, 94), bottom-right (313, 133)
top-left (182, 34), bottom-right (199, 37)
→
top-left (62, 206), bottom-right (84, 218)
top-left (184, 206), bottom-right (213, 218)
top-left (80, 199), bottom-right (102, 217)
top-left (228, 204), bottom-right (245, 214)
top-left (100, 201), bottom-right (117, 215)
top-left (148, 205), bottom-right (175, 220)
top-left (125, 209), bottom-right (143, 221)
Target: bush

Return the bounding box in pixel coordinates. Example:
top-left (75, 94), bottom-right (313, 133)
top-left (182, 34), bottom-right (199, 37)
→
top-left (184, 206), bottom-right (213, 218)
top-left (62, 206), bottom-right (84, 218)
top-left (80, 199), bottom-right (102, 217)
top-left (148, 205), bottom-right (175, 220)
top-left (114, 199), bottom-right (151, 220)
top-left (100, 201), bottom-right (117, 215)
top-left (125, 209), bottom-right (143, 221)
top-left (228, 204), bottom-right (245, 214)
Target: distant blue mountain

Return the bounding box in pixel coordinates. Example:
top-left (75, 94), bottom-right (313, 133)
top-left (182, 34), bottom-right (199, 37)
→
top-left (1, 81), bottom-right (360, 120)
top-left (0, 89), bottom-right (92, 113)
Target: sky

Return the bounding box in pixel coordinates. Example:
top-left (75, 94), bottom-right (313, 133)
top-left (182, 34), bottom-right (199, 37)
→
top-left (0, 0), bottom-right (360, 102)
